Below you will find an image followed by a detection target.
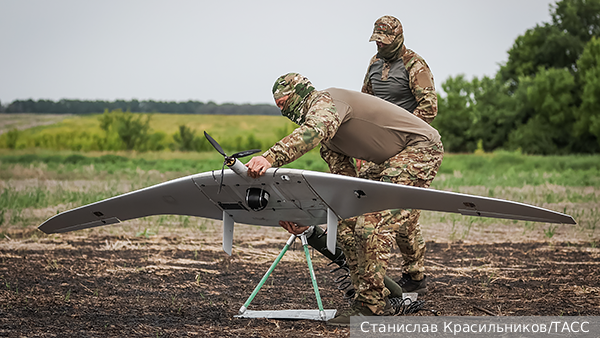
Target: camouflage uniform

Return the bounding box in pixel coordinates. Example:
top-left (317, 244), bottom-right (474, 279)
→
top-left (338, 143), bottom-right (443, 313)
top-left (362, 15), bottom-right (438, 123)
top-left (360, 16), bottom-right (438, 284)
top-left (264, 73), bottom-right (443, 315)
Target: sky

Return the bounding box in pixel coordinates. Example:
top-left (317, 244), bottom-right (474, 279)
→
top-left (0, 0), bottom-right (557, 105)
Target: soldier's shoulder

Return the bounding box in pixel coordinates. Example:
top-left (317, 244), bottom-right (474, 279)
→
top-left (403, 49), bottom-right (429, 68)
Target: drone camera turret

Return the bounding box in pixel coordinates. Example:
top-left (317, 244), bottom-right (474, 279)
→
top-left (246, 188), bottom-right (270, 211)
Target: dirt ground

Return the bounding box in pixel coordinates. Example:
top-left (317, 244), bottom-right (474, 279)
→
top-left (0, 226), bottom-right (599, 338)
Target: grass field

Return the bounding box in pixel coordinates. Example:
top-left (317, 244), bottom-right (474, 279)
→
top-left (0, 113), bottom-right (598, 245)
top-left (0, 149), bottom-right (598, 246)
top-left (0, 113), bottom-right (72, 134)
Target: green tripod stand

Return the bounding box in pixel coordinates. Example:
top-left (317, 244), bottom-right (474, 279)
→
top-left (236, 231), bottom-right (336, 321)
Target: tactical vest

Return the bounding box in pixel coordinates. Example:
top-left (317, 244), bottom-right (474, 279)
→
top-left (367, 59), bottom-right (418, 113)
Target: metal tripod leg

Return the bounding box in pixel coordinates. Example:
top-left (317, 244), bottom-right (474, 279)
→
top-left (300, 233), bottom-right (326, 321)
top-left (237, 232), bottom-right (331, 321)
top-left (238, 234), bottom-right (296, 315)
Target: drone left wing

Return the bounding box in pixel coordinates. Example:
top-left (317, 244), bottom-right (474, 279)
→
top-left (38, 173), bottom-right (223, 234)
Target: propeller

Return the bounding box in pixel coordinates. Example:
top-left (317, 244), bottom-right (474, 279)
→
top-left (204, 131), bottom-right (261, 193)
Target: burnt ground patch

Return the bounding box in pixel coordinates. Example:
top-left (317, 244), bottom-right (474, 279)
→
top-left (0, 236), bottom-right (599, 337)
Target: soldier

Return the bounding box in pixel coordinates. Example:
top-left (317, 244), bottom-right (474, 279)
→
top-left (359, 15), bottom-right (438, 295)
top-left (362, 15), bottom-right (437, 123)
top-left (246, 73), bottom-right (443, 325)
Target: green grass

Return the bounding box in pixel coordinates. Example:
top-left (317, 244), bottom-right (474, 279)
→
top-left (435, 151), bottom-right (600, 188)
top-left (2, 112), bottom-right (599, 188)
top-left (9, 113), bottom-right (292, 139)
top-left (0, 186), bottom-right (119, 211)
top-left (1, 149), bottom-right (598, 186)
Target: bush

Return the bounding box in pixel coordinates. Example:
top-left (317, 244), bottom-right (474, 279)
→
top-left (5, 129), bottom-right (19, 149)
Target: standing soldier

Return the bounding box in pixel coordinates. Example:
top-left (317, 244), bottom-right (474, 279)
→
top-left (359, 15), bottom-right (438, 295)
top-left (362, 15), bottom-right (437, 123)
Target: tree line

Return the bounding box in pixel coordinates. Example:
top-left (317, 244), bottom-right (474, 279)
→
top-left (433, 0), bottom-right (600, 154)
top-left (0, 99), bottom-right (280, 116)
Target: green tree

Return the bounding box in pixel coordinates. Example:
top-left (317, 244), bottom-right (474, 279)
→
top-left (500, 0), bottom-right (600, 89)
top-left (552, 0), bottom-right (600, 42)
top-left (117, 113), bottom-right (151, 150)
top-left (506, 67), bottom-right (576, 154)
top-left (144, 132), bottom-right (167, 151)
top-left (469, 75), bottom-right (520, 151)
top-left (574, 36), bottom-right (600, 151)
top-left (500, 23), bottom-right (581, 89)
top-left (97, 109), bottom-right (153, 151)
top-left (245, 133), bottom-right (262, 150)
top-left (433, 75), bottom-right (478, 152)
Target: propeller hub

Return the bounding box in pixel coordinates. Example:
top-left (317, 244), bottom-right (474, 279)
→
top-left (225, 157), bottom-right (236, 166)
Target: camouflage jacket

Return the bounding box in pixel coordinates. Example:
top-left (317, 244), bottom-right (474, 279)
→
top-left (361, 46), bottom-right (437, 124)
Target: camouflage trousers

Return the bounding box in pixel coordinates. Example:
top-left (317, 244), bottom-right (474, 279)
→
top-left (337, 141), bottom-right (443, 314)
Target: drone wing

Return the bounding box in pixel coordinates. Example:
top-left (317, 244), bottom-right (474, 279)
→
top-left (301, 171), bottom-right (576, 225)
top-left (38, 172), bottom-right (223, 234)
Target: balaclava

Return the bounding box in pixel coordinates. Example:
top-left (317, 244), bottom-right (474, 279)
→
top-left (272, 73), bottom-right (315, 125)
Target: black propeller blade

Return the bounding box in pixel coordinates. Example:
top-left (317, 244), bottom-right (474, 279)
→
top-left (204, 131), bottom-right (226, 157)
top-left (204, 131), bottom-right (261, 193)
top-left (231, 149), bottom-right (262, 159)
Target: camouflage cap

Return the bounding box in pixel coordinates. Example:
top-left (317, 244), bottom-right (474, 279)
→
top-left (369, 15), bottom-right (403, 44)
top-left (272, 73), bottom-right (315, 125)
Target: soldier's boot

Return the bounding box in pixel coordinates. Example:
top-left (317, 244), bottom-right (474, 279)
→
top-left (327, 298), bottom-right (394, 326)
top-left (397, 273), bottom-right (428, 295)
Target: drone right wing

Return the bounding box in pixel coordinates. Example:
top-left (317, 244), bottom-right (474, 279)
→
top-left (301, 171), bottom-right (576, 225)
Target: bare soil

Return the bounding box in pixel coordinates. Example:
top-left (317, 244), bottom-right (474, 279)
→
top-left (0, 228), bottom-right (599, 338)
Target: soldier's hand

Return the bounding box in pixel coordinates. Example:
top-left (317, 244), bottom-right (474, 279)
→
top-left (355, 159), bottom-right (364, 171)
top-left (279, 221), bottom-right (309, 235)
top-left (246, 156), bottom-right (271, 178)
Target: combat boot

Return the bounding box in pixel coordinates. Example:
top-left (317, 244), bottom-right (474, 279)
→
top-left (397, 273), bottom-right (428, 295)
top-left (327, 298), bottom-right (394, 326)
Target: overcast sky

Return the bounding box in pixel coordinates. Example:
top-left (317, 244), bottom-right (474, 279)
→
top-left (0, 0), bottom-right (556, 105)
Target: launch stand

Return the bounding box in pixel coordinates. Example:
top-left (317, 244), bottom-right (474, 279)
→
top-left (235, 232), bottom-right (337, 321)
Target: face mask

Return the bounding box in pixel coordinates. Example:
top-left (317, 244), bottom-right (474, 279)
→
top-left (377, 33), bottom-right (404, 61)
top-left (272, 73), bottom-right (315, 124)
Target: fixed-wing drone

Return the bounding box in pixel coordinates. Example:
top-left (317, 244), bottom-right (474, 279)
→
top-left (38, 132), bottom-right (576, 320)
top-left (38, 132), bottom-right (576, 246)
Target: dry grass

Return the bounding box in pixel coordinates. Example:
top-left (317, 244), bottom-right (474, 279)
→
top-left (0, 113), bottom-right (72, 134)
